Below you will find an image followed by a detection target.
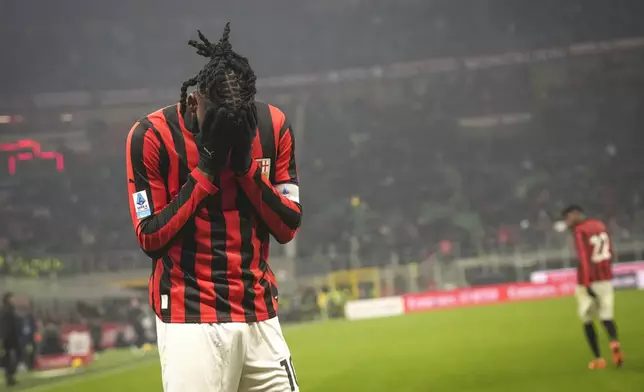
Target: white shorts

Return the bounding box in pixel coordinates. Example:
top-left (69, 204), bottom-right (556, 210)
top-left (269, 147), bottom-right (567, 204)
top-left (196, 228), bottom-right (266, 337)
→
top-left (156, 317), bottom-right (299, 392)
top-left (575, 280), bottom-right (615, 322)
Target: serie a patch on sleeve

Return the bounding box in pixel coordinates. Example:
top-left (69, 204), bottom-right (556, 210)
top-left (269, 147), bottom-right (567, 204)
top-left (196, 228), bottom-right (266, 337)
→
top-left (132, 190), bottom-right (152, 219)
top-left (276, 183), bottom-right (300, 203)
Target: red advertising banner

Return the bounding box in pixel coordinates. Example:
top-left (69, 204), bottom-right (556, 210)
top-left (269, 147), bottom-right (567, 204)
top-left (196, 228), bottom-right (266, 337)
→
top-left (35, 353), bottom-right (94, 371)
top-left (404, 282), bottom-right (577, 313)
top-left (35, 354), bottom-right (75, 370)
top-left (35, 329), bottom-right (94, 371)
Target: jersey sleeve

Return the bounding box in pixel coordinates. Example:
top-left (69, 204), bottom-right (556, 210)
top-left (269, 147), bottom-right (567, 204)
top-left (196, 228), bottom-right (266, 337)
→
top-left (126, 121), bottom-right (219, 255)
top-left (574, 228), bottom-right (592, 286)
top-left (236, 117), bottom-right (302, 244)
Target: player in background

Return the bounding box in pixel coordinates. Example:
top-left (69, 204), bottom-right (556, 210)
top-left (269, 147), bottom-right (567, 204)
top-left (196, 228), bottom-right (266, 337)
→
top-left (562, 205), bottom-right (623, 369)
top-left (126, 23), bottom-right (301, 391)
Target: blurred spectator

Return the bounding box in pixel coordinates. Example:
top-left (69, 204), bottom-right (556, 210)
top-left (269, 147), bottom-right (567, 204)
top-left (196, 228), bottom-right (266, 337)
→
top-left (127, 298), bottom-right (146, 350)
top-left (1, 292), bottom-right (20, 387)
top-left (20, 303), bottom-right (37, 371)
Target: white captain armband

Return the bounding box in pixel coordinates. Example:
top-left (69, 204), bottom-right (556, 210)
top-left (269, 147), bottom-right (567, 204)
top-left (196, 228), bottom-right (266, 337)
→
top-left (276, 183), bottom-right (300, 203)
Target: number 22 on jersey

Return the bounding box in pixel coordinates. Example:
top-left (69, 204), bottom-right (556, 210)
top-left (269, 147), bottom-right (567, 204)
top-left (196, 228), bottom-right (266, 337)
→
top-left (589, 232), bottom-right (611, 263)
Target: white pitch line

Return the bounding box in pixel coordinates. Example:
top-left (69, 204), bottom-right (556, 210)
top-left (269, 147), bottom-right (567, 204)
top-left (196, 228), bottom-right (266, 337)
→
top-left (20, 358), bottom-right (157, 392)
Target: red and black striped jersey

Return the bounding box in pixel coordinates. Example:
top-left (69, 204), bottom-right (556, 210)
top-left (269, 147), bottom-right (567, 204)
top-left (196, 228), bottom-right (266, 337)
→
top-left (125, 102), bottom-right (301, 324)
top-left (572, 219), bottom-right (613, 286)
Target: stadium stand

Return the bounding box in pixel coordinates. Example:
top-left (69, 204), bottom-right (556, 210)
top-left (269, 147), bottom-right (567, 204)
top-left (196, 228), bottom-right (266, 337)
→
top-left (0, 0), bottom-right (643, 283)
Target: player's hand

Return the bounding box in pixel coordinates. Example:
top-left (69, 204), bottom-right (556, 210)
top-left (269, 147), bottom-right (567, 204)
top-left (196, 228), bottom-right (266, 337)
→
top-left (228, 106), bottom-right (257, 175)
top-left (195, 107), bottom-right (232, 178)
top-left (586, 286), bottom-right (597, 298)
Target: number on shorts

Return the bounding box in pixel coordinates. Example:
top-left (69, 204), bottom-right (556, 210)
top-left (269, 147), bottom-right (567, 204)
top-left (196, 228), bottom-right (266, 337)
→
top-left (280, 357), bottom-right (298, 391)
top-left (589, 232), bottom-right (611, 263)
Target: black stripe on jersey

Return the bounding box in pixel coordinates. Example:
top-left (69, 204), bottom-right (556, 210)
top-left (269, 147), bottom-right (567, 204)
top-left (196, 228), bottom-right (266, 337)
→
top-left (163, 106), bottom-right (190, 180)
top-left (255, 102), bottom-right (277, 183)
top-left (148, 268), bottom-right (157, 316)
top-left (278, 119), bottom-right (290, 139)
top-left (255, 102), bottom-right (278, 317)
top-left (259, 260), bottom-right (276, 317)
top-left (237, 187), bottom-right (257, 322)
top-left (128, 124), bottom-right (156, 263)
top-left (208, 193), bottom-right (232, 322)
top-left (129, 124), bottom-right (154, 211)
top-left (160, 255), bottom-right (173, 321)
top-left (137, 119), bottom-right (174, 261)
top-left (604, 258), bottom-right (612, 280)
top-left (148, 123), bottom-right (172, 207)
top-left (129, 124), bottom-right (159, 312)
top-left (252, 103), bottom-right (274, 250)
top-left (283, 126), bottom-right (298, 183)
top-left (165, 106), bottom-right (201, 322)
top-left (180, 218), bottom-right (201, 320)
top-left (147, 125), bottom-right (170, 316)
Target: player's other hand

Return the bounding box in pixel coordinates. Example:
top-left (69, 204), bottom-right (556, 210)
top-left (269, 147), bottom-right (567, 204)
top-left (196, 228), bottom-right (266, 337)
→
top-left (229, 106), bottom-right (257, 175)
top-left (586, 286), bottom-right (597, 298)
top-left (196, 107), bottom-right (232, 179)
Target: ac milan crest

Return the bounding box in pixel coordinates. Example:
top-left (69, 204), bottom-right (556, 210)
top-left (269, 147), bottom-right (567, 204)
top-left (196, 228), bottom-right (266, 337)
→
top-left (256, 158), bottom-right (271, 179)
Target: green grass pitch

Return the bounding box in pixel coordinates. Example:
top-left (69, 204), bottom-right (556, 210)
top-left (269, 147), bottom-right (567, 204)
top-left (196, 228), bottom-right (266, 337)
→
top-left (9, 290), bottom-right (644, 392)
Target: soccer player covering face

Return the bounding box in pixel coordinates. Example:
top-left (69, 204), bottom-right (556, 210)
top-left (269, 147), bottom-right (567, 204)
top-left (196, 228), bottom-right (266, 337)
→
top-left (562, 205), bottom-right (623, 370)
top-left (126, 23), bottom-right (301, 392)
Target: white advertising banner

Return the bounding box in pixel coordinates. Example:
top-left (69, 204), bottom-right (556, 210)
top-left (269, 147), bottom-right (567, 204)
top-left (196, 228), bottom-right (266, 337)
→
top-left (345, 296), bottom-right (405, 321)
top-left (530, 261), bottom-right (644, 284)
top-left (637, 271), bottom-right (644, 290)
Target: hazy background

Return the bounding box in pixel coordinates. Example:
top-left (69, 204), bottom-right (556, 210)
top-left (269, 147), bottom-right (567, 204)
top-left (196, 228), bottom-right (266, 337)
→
top-left (2, 1), bottom-right (644, 390)
top-left (1, 0), bottom-right (644, 308)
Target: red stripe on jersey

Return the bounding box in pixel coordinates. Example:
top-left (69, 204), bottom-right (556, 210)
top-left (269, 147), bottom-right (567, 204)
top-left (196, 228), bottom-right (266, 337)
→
top-left (125, 122), bottom-right (141, 225)
top-left (274, 129), bottom-right (295, 184)
top-left (221, 170), bottom-right (246, 322)
top-left (178, 111), bottom-right (218, 320)
top-left (193, 209), bottom-right (217, 322)
top-left (575, 230), bottom-right (591, 286)
top-left (260, 239), bottom-right (278, 311)
top-left (168, 244), bottom-right (186, 322)
top-left (269, 105), bottom-right (283, 156)
top-left (151, 259), bottom-right (163, 315)
top-left (251, 223), bottom-right (268, 316)
top-left (251, 133), bottom-right (269, 316)
top-left (177, 107), bottom-right (200, 169)
top-left (148, 111), bottom-right (180, 196)
top-left (589, 257), bottom-right (596, 282)
top-left (142, 132), bottom-right (169, 213)
top-left (147, 109), bottom-right (187, 322)
top-left (602, 259), bottom-right (612, 281)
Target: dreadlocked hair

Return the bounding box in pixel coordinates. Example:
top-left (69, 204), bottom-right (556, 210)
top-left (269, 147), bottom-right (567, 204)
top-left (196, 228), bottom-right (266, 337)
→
top-left (180, 22), bottom-right (257, 116)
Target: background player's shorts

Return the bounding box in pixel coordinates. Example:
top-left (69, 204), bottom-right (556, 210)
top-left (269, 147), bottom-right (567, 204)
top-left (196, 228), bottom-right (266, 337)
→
top-left (575, 280), bottom-right (614, 322)
top-left (156, 317), bottom-right (299, 392)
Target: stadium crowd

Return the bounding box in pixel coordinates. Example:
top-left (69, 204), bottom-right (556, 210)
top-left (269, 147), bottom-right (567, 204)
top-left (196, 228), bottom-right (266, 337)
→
top-left (1, 0), bottom-right (643, 277)
top-left (1, 53), bottom-right (644, 277)
top-left (2, 0), bottom-right (643, 94)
